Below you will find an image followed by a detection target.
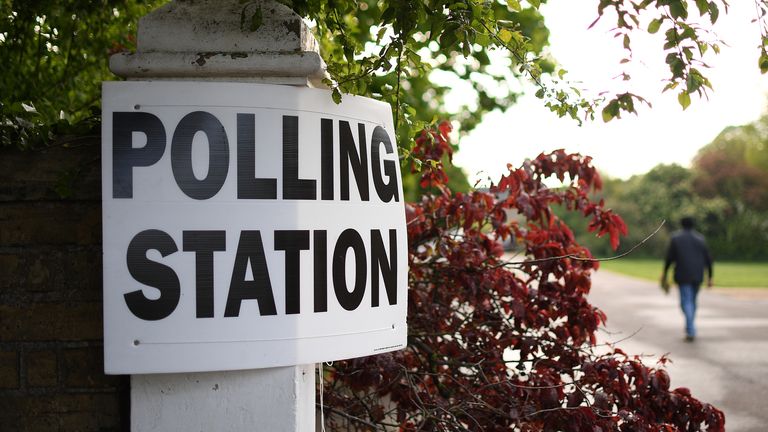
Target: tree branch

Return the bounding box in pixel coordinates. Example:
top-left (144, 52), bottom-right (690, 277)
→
top-left (502, 220), bottom-right (666, 267)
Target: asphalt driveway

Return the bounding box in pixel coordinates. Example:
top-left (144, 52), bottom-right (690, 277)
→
top-left (588, 270), bottom-right (768, 431)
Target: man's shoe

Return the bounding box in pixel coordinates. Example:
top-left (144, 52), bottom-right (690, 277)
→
top-left (684, 335), bottom-right (695, 342)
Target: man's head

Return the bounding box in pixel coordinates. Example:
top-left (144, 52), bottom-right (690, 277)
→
top-left (681, 216), bottom-right (695, 230)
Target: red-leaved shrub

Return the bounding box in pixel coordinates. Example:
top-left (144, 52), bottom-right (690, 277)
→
top-left (320, 122), bottom-right (724, 431)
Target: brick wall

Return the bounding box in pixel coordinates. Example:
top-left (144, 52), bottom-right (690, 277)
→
top-left (0, 142), bottom-right (129, 431)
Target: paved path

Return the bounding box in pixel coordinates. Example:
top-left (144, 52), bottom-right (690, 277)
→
top-left (589, 271), bottom-right (768, 432)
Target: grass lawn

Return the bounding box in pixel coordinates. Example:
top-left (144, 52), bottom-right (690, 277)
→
top-left (599, 259), bottom-right (768, 288)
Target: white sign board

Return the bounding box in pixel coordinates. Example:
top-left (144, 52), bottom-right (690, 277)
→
top-left (102, 81), bottom-right (407, 374)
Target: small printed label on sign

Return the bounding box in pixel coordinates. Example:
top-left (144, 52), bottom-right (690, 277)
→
top-left (102, 81), bottom-right (407, 374)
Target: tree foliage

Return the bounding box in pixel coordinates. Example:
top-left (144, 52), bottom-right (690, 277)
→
top-left (293, 0), bottom-right (557, 146)
top-left (321, 125), bottom-right (724, 431)
top-left (0, 0), bottom-right (160, 148)
top-left (693, 118), bottom-right (768, 211)
top-left (564, 109), bottom-right (768, 261)
top-left (595, 0), bottom-right (726, 116)
top-left (7, 0), bottom-right (767, 152)
top-left (577, 164), bottom-right (722, 259)
top-left (690, 113), bottom-right (768, 259)
top-left (291, 0), bottom-right (763, 138)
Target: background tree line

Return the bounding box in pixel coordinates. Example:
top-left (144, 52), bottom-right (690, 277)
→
top-left (560, 109), bottom-right (768, 261)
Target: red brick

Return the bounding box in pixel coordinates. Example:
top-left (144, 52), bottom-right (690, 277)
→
top-left (0, 248), bottom-right (101, 299)
top-left (0, 143), bottom-right (101, 202)
top-left (0, 350), bottom-right (19, 389)
top-left (63, 347), bottom-right (119, 389)
top-left (0, 202), bottom-right (101, 247)
top-left (0, 393), bottom-right (122, 430)
top-left (0, 303), bottom-right (102, 342)
top-left (0, 254), bottom-right (20, 282)
top-left (20, 414), bottom-right (60, 432)
top-left (26, 350), bottom-right (58, 387)
top-left (59, 410), bottom-right (123, 432)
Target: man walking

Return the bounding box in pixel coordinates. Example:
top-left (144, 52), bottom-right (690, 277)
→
top-left (661, 217), bottom-right (713, 342)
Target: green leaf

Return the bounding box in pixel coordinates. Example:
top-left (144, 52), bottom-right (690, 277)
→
top-left (601, 100), bottom-right (619, 122)
top-left (428, 16), bottom-right (444, 40)
top-left (683, 47), bottom-right (694, 61)
top-left (528, 0), bottom-right (541, 8)
top-left (680, 25), bottom-right (695, 40)
top-left (708, 1), bottom-right (719, 24)
top-left (670, 1), bottom-right (688, 19)
top-left (678, 91), bottom-right (691, 110)
top-left (686, 73), bottom-right (699, 93)
top-left (475, 33), bottom-right (490, 46)
top-left (759, 52), bottom-right (768, 74)
top-left (695, 0), bottom-right (709, 16)
top-left (663, 82), bottom-right (679, 93)
top-left (647, 18), bottom-right (663, 34)
top-left (665, 52), bottom-right (678, 65)
top-left (381, 7), bottom-right (395, 22)
top-left (601, 108), bottom-right (614, 123)
top-left (332, 88), bottom-right (342, 104)
top-left (507, 0), bottom-right (522, 12)
top-left (619, 94), bottom-right (635, 113)
top-left (376, 27), bottom-right (387, 43)
top-left (440, 29), bottom-right (458, 48)
top-left (498, 28), bottom-right (513, 44)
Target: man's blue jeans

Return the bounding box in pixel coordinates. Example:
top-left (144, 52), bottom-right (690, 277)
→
top-left (679, 283), bottom-right (700, 337)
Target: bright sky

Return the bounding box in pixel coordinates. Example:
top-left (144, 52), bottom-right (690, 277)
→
top-left (452, 0), bottom-right (768, 184)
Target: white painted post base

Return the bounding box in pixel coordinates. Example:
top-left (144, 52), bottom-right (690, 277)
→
top-left (131, 366), bottom-right (315, 431)
top-left (108, 2), bottom-right (328, 431)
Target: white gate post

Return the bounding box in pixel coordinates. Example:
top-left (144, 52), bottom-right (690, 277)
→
top-left (109, 1), bottom-right (324, 430)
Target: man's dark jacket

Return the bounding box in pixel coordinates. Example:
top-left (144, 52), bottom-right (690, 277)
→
top-left (664, 228), bottom-right (713, 285)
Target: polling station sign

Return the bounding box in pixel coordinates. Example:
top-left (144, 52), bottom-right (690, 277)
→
top-left (102, 81), bottom-right (407, 374)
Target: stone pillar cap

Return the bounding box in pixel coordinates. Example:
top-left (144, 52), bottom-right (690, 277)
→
top-left (109, 0), bottom-right (327, 86)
